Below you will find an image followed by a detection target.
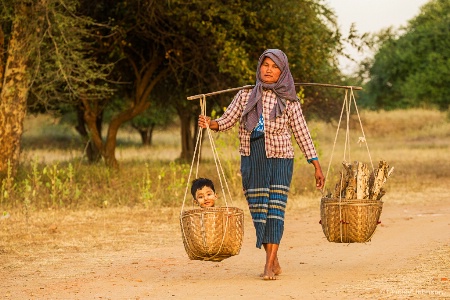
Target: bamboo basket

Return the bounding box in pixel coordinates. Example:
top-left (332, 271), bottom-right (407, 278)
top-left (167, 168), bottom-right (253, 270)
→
top-left (320, 197), bottom-right (383, 243)
top-left (180, 206), bottom-right (244, 262)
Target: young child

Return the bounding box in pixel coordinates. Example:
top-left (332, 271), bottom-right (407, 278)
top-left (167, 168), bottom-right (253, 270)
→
top-left (191, 178), bottom-right (217, 208)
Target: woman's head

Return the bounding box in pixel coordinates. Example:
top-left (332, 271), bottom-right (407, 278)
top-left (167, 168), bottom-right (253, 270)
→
top-left (256, 49), bottom-right (291, 86)
top-left (242, 48), bottom-right (298, 131)
top-left (260, 57), bottom-right (281, 84)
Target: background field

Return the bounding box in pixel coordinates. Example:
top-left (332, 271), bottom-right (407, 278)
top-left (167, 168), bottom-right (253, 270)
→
top-left (14, 107), bottom-right (450, 207)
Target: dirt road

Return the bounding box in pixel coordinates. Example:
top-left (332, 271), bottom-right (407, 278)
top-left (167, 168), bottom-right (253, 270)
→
top-left (1, 189), bottom-right (449, 299)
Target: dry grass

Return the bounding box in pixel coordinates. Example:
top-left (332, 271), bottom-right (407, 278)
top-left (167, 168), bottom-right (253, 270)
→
top-left (0, 207), bottom-right (182, 276)
top-left (1, 207), bottom-right (180, 252)
top-left (16, 108), bottom-right (450, 204)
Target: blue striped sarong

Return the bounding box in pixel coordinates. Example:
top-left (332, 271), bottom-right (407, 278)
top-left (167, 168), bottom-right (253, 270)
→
top-left (240, 131), bottom-right (293, 248)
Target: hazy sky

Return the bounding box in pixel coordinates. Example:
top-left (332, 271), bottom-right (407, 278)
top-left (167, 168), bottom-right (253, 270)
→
top-left (325, 0), bottom-right (430, 73)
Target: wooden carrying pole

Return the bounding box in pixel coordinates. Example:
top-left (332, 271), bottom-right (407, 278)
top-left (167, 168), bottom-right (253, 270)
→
top-left (187, 83), bottom-right (362, 101)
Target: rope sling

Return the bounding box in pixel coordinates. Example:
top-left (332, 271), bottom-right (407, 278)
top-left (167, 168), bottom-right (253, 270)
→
top-left (181, 95), bottom-right (234, 211)
top-left (320, 88), bottom-right (385, 243)
top-left (179, 95), bottom-right (244, 262)
top-left (324, 88), bottom-right (374, 188)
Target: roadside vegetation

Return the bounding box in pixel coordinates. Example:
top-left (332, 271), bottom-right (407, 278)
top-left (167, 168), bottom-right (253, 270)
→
top-left (1, 108), bottom-right (448, 212)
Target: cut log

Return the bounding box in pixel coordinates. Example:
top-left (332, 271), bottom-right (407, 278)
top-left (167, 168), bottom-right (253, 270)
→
top-left (327, 160), bottom-right (392, 201)
top-left (332, 171), bottom-right (344, 198)
top-left (345, 161), bottom-right (358, 200)
top-left (332, 162), bottom-right (349, 198)
top-left (370, 160), bottom-right (389, 200)
top-left (356, 161), bottom-right (370, 199)
top-left (377, 188), bottom-right (386, 200)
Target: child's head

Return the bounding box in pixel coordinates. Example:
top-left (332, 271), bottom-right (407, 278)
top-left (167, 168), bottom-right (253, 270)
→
top-left (191, 178), bottom-right (217, 208)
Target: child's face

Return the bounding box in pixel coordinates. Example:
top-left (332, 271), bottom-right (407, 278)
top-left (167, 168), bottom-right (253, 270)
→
top-left (195, 186), bottom-right (217, 208)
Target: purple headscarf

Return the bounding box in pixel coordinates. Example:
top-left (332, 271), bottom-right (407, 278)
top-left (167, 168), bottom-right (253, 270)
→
top-left (241, 49), bottom-right (298, 132)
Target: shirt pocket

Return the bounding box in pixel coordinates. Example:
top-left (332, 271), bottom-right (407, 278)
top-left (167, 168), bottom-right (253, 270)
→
top-left (267, 111), bottom-right (289, 134)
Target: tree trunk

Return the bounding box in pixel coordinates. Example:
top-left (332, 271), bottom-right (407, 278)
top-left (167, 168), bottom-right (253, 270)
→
top-left (141, 126), bottom-right (153, 146)
top-left (81, 97), bottom-right (149, 169)
top-left (103, 117), bottom-right (122, 169)
top-left (132, 124), bottom-right (155, 146)
top-left (0, 3), bottom-right (33, 177)
top-left (75, 105), bottom-right (102, 163)
top-left (178, 110), bottom-right (194, 162)
top-left (0, 26), bottom-right (5, 90)
top-left (80, 51), bottom-right (167, 168)
top-left (81, 97), bottom-right (106, 159)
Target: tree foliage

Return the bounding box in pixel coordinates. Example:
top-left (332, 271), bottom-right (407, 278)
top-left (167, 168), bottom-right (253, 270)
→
top-left (76, 0), bottom-right (345, 164)
top-left (175, 0), bottom-right (344, 100)
top-left (363, 0), bottom-right (450, 110)
top-left (29, 1), bottom-right (114, 107)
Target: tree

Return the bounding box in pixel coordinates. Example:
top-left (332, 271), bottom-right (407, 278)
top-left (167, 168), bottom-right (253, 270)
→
top-left (0, 2), bottom-right (36, 177)
top-left (77, 0), bottom-right (209, 167)
top-left (0, 0), bottom-right (113, 177)
top-left (363, 0), bottom-right (450, 110)
top-left (130, 99), bottom-right (176, 146)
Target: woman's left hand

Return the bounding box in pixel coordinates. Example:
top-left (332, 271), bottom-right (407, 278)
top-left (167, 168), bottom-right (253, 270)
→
top-left (315, 168), bottom-right (325, 190)
top-left (311, 160), bottom-right (325, 190)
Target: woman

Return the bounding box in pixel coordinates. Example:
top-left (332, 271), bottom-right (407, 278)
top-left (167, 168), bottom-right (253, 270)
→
top-left (198, 49), bottom-right (325, 280)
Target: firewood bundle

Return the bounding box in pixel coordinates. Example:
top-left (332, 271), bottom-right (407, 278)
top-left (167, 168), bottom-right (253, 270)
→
top-left (326, 160), bottom-right (394, 200)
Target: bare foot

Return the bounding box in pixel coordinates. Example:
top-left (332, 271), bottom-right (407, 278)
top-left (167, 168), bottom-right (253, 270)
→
top-left (273, 257), bottom-right (282, 275)
top-left (259, 258), bottom-right (282, 277)
top-left (262, 265), bottom-right (277, 280)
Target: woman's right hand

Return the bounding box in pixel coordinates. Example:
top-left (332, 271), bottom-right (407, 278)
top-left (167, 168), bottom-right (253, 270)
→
top-left (198, 115), bottom-right (210, 128)
top-left (198, 115), bottom-right (219, 130)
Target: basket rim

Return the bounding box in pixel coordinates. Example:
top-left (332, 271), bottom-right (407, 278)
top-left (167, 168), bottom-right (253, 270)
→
top-left (181, 206), bottom-right (244, 216)
top-left (321, 197), bottom-right (383, 204)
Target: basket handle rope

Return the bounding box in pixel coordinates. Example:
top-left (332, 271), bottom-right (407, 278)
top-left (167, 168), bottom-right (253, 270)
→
top-left (180, 95), bottom-right (234, 211)
top-left (180, 95), bottom-right (234, 260)
top-left (323, 88), bottom-right (374, 192)
top-left (200, 97), bottom-right (234, 209)
top-left (322, 88), bottom-right (374, 242)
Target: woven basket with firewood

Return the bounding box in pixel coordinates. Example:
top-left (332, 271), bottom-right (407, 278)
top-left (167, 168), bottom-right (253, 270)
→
top-left (320, 88), bottom-right (394, 243)
top-left (321, 160), bottom-right (393, 243)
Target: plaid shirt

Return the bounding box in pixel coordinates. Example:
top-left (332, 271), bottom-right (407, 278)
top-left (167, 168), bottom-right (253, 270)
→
top-left (215, 88), bottom-right (318, 160)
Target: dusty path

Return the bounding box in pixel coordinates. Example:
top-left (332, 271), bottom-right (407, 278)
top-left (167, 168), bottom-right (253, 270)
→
top-left (2, 191), bottom-right (449, 300)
